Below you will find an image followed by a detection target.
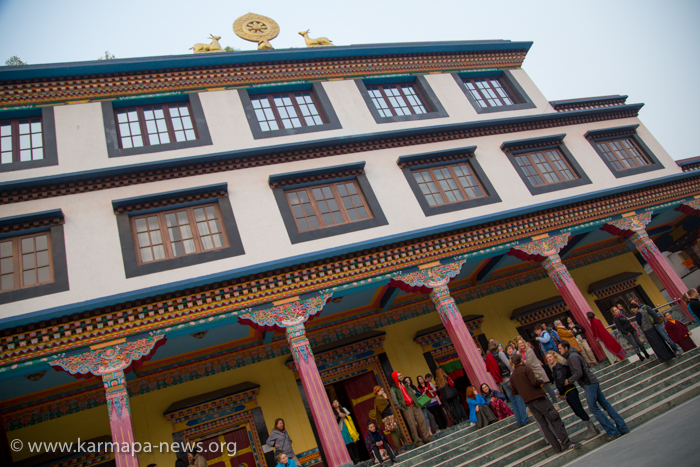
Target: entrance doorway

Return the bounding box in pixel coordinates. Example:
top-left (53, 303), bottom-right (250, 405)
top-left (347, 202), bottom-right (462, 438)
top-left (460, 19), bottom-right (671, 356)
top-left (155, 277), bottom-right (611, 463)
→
top-left (516, 311), bottom-right (571, 361)
top-left (594, 286), bottom-right (652, 325)
top-left (199, 426), bottom-right (257, 467)
top-left (325, 372), bottom-right (378, 461)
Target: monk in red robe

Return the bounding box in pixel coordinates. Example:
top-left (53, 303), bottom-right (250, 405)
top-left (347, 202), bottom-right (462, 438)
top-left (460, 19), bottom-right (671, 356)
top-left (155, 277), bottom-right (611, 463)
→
top-left (664, 312), bottom-right (696, 352)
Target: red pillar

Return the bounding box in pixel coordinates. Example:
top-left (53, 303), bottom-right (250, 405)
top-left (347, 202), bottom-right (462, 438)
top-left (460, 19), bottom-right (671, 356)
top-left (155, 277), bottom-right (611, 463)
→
top-left (430, 282), bottom-right (497, 388)
top-left (541, 253), bottom-right (607, 361)
top-left (286, 322), bottom-right (351, 467)
top-left (604, 213), bottom-right (694, 321)
top-left (102, 370), bottom-right (140, 467)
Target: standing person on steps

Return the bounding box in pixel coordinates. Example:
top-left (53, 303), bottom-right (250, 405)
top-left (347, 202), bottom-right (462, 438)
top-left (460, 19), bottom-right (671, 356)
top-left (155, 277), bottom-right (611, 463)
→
top-left (516, 338), bottom-right (560, 410)
top-left (266, 419), bottom-right (297, 463)
top-left (435, 367), bottom-right (467, 424)
top-left (417, 375), bottom-right (447, 430)
top-left (683, 289), bottom-right (700, 322)
top-left (664, 311), bottom-right (696, 352)
top-left (372, 386), bottom-right (407, 451)
top-left (544, 350), bottom-right (599, 440)
top-left (612, 306), bottom-right (650, 361)
top-left (587, 312), bottom-right (626, 364)
top-left (509, 353), bottom-right (581, 453)
top-left (566, 316), bottom-right (597, 366)
top-left (390, 371), bottom-right (432, 447)
top-left (632, 303), bottom-right (675, 363)
top-left (631, 299), bottom-right (681, 355)
top-left (559, 340), bottom-right (630, 442)
top-left (487, 341), bottom-right (529, 427)
top-left (331, 399), bottom-right (360, 464)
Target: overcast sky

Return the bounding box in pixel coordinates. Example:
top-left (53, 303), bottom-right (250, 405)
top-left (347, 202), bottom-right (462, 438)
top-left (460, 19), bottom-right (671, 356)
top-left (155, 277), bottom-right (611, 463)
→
top-left (1, 0), bottom-right (698, 161)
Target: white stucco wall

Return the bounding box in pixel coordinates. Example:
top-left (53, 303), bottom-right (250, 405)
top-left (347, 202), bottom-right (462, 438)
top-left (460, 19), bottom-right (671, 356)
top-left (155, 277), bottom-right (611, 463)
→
top-left (0, 70), bottom-right (684, 321)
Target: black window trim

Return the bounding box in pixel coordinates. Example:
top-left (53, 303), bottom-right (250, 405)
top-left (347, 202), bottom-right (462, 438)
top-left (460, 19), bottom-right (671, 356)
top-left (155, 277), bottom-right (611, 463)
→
top-left (400, 154), bottom-right (501, 217)
top-left (585, 126), bottom-right (664, 178)
top-left (0, 210), bottom-right (69, 304)
top-left (355, 75), bottom-right (448, 124)
top-left (453, 70), bottom-right (536, 114)
top-left (102, 93), bottom-right (212, 158)
top-left (0, 107), bottom-right (58, 173)
top-left (239, 82), bottom-right (342, 140)
top-left (501, 135), bottom-right (592, 195)
top-left (115, 187), bottom-right (244, 278)
top-left (272, 172), bottom-right (388, 244)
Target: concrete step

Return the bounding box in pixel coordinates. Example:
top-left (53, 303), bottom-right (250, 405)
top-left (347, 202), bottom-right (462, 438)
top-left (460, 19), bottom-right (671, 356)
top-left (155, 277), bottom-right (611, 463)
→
top-left (369, 348), bottom-right (700, 467)
top-left (403, 350), bottom-right (700, 467)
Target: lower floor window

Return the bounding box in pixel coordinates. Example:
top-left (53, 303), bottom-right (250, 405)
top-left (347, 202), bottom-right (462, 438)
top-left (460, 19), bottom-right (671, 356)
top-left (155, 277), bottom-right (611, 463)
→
top-left (0, 232), bottom-right (53, 292)
top-left (286, 181), bottom-right (371, 232)
top-left (131, 204), bottom-right (227, 264)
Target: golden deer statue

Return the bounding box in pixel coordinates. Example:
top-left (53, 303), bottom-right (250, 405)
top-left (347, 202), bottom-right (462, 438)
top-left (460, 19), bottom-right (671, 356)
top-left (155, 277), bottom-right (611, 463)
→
top-left (298, 29), bottom-right (334, 47)
top-left (190, 35), bottom-right (225, 53)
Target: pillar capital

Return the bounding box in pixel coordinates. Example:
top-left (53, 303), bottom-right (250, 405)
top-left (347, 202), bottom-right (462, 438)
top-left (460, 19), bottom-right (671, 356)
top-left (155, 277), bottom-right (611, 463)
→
top-left (393, 260), bottom-right (466, 289)
top-left (605, 211), bottom-right (653, 234)
top-left (678, 199), bottom-right (700, 215)
top-left (238, 293), bottom-right (332, 332)
top-left (285, 321), bottom-right (313, 367)
top-left (512, 232), bottom-right (571, 258)
top-left (49, 334), bottom-right (165, 377)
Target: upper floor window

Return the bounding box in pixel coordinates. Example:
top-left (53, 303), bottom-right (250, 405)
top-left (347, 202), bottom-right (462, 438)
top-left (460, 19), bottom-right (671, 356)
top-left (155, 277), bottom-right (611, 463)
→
top-left (367, 84), bottom-right (427, 117)
top-left (412, 163), bottom-right (486, 207)
top-left (1, 232), bottom-right (53, 292)
top-left (514, 149), bottom-right (577, 187)
top-left (355, 76), bottom-right (448, 124)
top-left (131, 204), bottom-right (227, 264)
top-left (453, 71), bottom-right (536, 115)
top-left (595, 138), bottom-right (650, 171)
top-left (116, 103), bottom-right (198, 149)
top-left (1, 118), bottom-right (44, 165)
top-left (0, 108), bottom-right (58, 173)
top-left (286, 181), bottom-right (370, 232)
top-left (501, 135), bottom-right (591, 195)
top-left (251, 92), bottom-right (325, 132)
top-left (585, 126), bottom-right (664, 179)
top-left (239, 83), bottom-right (342, 140)
top-left (462, 78), bottom-right (517, 109)
top-left (101, 94), bottom-right (212, 158)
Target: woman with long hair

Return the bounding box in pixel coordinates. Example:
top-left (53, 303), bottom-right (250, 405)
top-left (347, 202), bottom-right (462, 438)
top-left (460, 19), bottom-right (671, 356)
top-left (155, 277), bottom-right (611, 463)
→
top-left (372, 386), bottom-right (407, 450)
top-left (566, 316), bottom-right (597, 366)
top-left (331, 399), bottom-right (360, 464)
top-left (435, 367), bottom-right (467, 424)
top-left (466, 386), bottom-right (496, 428)
top-left (544, 351), bottom-right (599, 440)
top-left (479, 383), bottom-right (514, 421)
top-left (632, 304), bottom-right (675, 363)
top-left (404, 376), bottom-right (437, 434)
top-left (417, 374), bottom-right (447, 430)
top-left (266, 419), bottom-right (297, 463)
top-left (516, 338), bottom-right (560, 410)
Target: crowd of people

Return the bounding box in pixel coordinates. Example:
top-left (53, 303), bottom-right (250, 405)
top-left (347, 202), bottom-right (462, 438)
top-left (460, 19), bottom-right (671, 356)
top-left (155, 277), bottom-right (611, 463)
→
top-left (255, 301), bottom-right (696, 467)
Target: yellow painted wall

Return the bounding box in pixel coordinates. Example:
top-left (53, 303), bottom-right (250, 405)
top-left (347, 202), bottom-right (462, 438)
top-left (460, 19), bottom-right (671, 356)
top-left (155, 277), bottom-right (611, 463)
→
top-left (9, 252), bottom-right (664, 466)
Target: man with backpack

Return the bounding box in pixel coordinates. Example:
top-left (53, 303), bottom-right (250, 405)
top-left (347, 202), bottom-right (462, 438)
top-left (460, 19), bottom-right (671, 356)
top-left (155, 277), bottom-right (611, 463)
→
top-left (535, 324), bottom-right (559, 356)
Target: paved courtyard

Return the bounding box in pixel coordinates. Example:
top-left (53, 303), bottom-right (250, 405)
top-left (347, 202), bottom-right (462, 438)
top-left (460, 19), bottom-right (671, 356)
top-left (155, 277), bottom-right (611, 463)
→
top-left (565, 395), bottom-right (700, 467)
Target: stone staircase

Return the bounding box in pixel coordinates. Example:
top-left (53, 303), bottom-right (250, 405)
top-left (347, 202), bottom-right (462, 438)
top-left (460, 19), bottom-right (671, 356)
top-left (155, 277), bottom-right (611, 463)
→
top-left (362, 347), bottom-right (700, 467)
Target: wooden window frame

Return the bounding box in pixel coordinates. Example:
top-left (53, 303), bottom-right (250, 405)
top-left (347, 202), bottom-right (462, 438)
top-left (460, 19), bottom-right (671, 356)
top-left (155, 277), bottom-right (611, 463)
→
top-left (285, 180), bottom-right (372, 233)
top-left (594, 137), bottom-right (651, 172)
top-left (365, 83), bottom-right (430, 118)
top-left (130, 203), bottom-right (229, 266)
top-left (513, 148), bottom-right (579, 188)
top-left (410, 162), bottom-right (487, 207)
top-left (462, 77), bottom-right (519, 108)
top-left (0, 231), bottom-right (54, 293)
top-left (114, 102), bottom-right (199, 150)
top-left (0, 116), bottom-right (46, 166)
top-left (249, 91), bottom-right (326, 133)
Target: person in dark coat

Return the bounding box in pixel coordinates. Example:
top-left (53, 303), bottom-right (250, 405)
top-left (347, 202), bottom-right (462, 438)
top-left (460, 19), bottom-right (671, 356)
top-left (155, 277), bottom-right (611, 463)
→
top-left (509, 353), bottom-right (581, 453)
top-left (365, 420), bottom-right (398, 465)
top-left (612, 306), bottom-right (649, 361)
top-left (632, 304), bottom-right (675, 363)
top-left (544, 351), bottom-right (598, 440)
top-left (664, 312), bottom-right (696, 352)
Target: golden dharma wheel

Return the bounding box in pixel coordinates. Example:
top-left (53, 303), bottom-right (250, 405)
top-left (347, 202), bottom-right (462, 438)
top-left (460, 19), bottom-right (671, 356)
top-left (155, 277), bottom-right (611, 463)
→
top-left (233, 13), bottom-right (280, 43)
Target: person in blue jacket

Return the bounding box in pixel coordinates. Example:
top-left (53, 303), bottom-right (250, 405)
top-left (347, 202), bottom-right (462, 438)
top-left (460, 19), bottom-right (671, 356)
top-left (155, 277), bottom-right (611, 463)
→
top-left (466, 386), bottom-right (496, 428)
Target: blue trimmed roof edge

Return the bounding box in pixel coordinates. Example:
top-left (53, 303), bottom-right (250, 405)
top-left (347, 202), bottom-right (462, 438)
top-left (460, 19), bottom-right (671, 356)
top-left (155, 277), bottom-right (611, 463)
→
top-left (0, 41), bottom-right (533, 82)
top-left (0, 168), bottom-right (696, 330)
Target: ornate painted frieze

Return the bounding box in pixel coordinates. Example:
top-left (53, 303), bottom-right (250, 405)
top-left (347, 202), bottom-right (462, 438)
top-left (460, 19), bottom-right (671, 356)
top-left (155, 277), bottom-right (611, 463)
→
top-left (238, 294), bottom-right (331, 332)
top-left (514, 302), bottom-right (569, 326)
top-left (165, 387), bottom-right (260, 431)
top-left (393, 260), bottom-right (465, 288)
top-left (1, 242), bottom-right (634, 431)
top-left (591, 277), bottom-right (639, 299)
top-left (3, 177), bottom-right (697, 373)
top-left (512, 232), bottom-right (571, 258)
